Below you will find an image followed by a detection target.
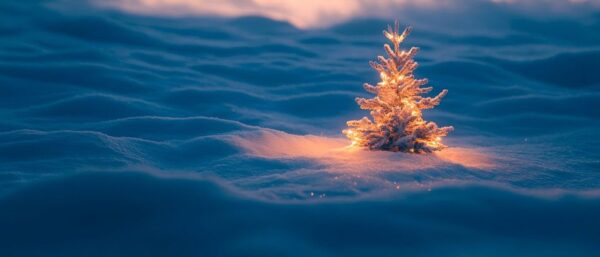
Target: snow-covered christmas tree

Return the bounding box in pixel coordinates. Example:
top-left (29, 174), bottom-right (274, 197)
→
top-left (343, 21), bottom-right (453, 153)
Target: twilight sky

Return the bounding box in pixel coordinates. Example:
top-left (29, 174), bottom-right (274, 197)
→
top-left (94, 0), bottom-right (600, 28)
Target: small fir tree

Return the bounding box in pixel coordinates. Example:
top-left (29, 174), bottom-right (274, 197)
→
top-left (343, 21), bottom-right (453, 153)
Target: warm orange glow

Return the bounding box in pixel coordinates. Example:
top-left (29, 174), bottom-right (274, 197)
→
top-left (344, 23), bottom-right (452, 153)
top-left (345, 129), bottom-right (361, 147)
top-left (435, 147), bottom-right (497, 170)
top-left (232, 130), bottom-right (348, 158)
top-left (231, 130), bottom-right (497, 173)
top-left (379, 72), bottom-right (388, 80)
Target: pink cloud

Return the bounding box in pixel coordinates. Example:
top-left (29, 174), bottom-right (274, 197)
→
top-left (94, 0), bottom-right (599, 28)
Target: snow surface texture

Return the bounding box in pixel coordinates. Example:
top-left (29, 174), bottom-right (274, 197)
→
top-left (1, 0), bottom-right (600, 256)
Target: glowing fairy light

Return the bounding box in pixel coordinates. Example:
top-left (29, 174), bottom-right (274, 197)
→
top-left (343, 21), bottom-right (453, 153)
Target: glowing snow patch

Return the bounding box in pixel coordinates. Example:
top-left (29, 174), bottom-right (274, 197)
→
top-left (231, 130), bottom-right (497, 173)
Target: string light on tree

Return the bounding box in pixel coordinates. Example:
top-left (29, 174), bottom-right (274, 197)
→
top-left (343, 21), bottom-right (453, 153)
